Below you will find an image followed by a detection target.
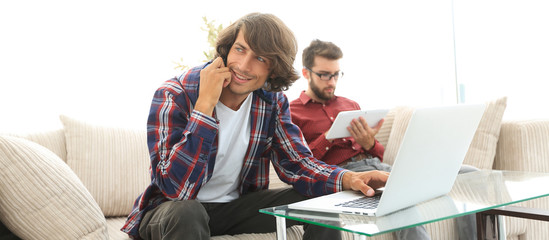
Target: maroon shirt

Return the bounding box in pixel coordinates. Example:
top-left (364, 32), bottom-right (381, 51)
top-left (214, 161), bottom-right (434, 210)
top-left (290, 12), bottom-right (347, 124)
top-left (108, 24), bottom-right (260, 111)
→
top-left (290, 91), bottom-right (384, 165)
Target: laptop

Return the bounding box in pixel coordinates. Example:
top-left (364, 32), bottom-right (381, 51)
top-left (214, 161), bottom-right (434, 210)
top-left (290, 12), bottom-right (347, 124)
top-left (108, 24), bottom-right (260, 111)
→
top-left (288, 103), bottom-right (486, 217)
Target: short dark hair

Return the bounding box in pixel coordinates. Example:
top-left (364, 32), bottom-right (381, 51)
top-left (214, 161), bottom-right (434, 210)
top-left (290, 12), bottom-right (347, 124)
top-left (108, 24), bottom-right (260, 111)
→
top-left (216, 13), bottom-right (299, 92)
top-left (302, 39), bottom-right (343, 69)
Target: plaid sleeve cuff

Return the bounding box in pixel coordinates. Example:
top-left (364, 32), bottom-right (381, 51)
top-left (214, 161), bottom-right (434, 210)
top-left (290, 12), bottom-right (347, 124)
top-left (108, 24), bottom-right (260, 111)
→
top-left (328, 168), bottom-right (349, 193)
top-left (188, 109), bottom-right (219, 145)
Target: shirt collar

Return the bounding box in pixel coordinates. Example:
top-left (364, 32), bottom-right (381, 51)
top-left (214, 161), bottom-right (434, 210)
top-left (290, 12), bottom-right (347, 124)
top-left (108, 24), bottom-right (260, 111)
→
top-left (298, 91), bottom-right (338, 105)
top-left (298, 91), bottom-right (312, 104)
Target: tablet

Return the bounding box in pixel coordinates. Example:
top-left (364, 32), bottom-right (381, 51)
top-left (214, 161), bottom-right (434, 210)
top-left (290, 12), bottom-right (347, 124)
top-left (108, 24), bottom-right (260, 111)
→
top-left (325, 109), bottom-right (389, 139)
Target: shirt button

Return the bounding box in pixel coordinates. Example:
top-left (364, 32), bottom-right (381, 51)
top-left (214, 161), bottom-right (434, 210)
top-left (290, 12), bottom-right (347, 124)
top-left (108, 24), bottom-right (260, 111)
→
top-left (343, 139), bottom-right (347, 142)
top-left (352, 146), bottom-right (356, 150)
top-left (330, 117), bottom-right (334, 120)
top-left (326, 147), bottom-right (329, 150)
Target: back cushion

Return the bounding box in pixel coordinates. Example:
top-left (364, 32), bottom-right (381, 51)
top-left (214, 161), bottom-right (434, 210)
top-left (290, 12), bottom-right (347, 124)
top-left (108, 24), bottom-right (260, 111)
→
top-left (60, 115), bottom-right (150, 217)
top-left (462, 97), bottom-right (507, 169)
top-left (494, 120), bottom-right (549, 171)
top-left (383, 106), bottom-right (415, 166)
top-left (376, 108), bottom-right (397, 148)
top-left (18, 129), bottom-right (67, 162)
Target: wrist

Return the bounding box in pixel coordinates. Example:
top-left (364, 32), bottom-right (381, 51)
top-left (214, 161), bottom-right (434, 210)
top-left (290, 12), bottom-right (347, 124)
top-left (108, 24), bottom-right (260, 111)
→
top-left (366, 140), bottom-right (376, 151)
top-left (195, 98), bottom-right (216, 116)
top-left (342, 171), bottom-right (355, 190)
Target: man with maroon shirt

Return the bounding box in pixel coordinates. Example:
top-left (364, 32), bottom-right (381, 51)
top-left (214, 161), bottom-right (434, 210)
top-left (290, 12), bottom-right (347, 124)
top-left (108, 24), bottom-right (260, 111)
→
top-left (290, 39), bottom-right (388, 172)
top-left (290, 39), bottom-right (429, 239)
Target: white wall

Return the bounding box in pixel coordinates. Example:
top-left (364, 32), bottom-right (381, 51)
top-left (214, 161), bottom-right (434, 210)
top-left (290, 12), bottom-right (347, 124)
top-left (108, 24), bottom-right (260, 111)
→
top-left (1, 0), bottom-right (547, 133)
top-left (454, 0), bottom-right (549, 120)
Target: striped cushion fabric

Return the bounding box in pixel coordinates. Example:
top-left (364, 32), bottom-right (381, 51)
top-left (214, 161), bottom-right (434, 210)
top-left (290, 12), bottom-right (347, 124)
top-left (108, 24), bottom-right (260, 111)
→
top-left (0, 135), bottom-right (108, 239)
top-left (11, 129), bottom-right (67, 162)
top-left (382, 106), bottom-right (415, 166)
top-left (375, 108), bottom-right (396, 149)
top-left (60, 115), bottom-right (150, 217)
top-left (462, 97), bottom-right (507, 169)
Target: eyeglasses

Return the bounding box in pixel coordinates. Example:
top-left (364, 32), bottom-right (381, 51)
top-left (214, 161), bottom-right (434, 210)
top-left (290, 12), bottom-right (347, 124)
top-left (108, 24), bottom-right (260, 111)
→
top-left (305, 67), bottom-right (344, 81)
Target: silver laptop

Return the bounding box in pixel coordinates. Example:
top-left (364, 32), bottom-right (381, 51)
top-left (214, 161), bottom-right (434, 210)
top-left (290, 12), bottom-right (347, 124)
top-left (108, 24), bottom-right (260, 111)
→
top-left (288, 103), bottom-right (486, 217)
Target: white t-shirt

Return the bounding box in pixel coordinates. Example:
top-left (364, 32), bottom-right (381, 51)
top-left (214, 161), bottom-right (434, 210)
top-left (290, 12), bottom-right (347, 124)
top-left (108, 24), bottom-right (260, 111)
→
top-left (196, 94), bottom-right (252, 202)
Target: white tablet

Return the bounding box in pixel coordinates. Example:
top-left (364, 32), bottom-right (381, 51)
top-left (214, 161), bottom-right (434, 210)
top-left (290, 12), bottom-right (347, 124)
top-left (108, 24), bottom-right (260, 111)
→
top-left (325, 109), bottom-right (389, 139)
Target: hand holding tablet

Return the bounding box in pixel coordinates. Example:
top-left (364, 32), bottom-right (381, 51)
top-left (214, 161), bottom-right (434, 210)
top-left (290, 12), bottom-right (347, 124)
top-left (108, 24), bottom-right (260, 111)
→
top-left (325, 109), bottom-right (389, 139)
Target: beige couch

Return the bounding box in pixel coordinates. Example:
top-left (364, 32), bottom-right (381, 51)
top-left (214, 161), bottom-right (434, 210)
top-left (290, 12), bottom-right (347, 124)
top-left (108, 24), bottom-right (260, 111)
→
top-left (1, 97), bottom-right (548, 239)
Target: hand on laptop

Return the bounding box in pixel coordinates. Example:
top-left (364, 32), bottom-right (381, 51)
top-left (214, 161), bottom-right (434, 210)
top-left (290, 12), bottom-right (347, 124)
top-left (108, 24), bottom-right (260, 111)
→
top-left (342, 170), bottom-right (389, 197)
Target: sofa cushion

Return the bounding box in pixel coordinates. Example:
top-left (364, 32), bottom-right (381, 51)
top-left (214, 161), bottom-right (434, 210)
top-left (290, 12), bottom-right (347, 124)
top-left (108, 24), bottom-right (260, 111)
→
top-left (382, 106), bottom-right (415, 166)
top-left (375, 108), bottom-right (396, 148)
top-left (0, 135), bottom-right (108, 239)
top-left (17, 129), bottom-right (67, 162)
top-left (106, 217), bottom-right (132, 240)
top-left (60, 115), bottom-right (150, 217)
top-left (383, 97), bottom-right (507, 169)
top-left (462, 97), bottom-right (507, 169)
top-left (494, 119), bottom-right (549, 171)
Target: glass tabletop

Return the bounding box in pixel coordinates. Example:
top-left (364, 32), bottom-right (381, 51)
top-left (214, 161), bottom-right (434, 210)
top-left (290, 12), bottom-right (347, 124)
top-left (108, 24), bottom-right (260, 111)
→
top-left (259, 170), bottom-right (549, 237)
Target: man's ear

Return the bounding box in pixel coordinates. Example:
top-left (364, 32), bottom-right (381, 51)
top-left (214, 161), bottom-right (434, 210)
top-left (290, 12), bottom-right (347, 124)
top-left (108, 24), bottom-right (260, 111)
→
top-left (302, 68), bottom-right (310, 80)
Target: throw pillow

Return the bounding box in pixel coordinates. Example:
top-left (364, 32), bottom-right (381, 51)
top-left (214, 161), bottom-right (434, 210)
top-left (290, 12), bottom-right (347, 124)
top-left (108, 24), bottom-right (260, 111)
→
top-left (9, 129), bottom-right (68, 162)
top-left (0, 135), bottom-right (108, 239)
top-left (462, 97), bottom-right (507, 169)
top-left (382, 106), bottom-right (415, 166)
top-left (60, 115), bottom-right (150, 217)
top-left (383, 97), bottom-right (507, 169)
top-left (375, 108), bottom-right (396, 148)
top-left (494, 119), bottom-right (549, 171)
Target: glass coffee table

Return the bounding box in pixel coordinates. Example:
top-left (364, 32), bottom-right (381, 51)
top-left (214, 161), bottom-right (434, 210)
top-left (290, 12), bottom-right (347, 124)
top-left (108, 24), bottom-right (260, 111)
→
top-left (260, 170), bottom-right (549, 240)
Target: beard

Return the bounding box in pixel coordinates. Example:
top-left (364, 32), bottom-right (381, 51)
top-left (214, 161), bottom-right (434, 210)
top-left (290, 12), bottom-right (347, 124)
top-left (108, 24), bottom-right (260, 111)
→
top-left (310, 79), bottom-right (335, 101)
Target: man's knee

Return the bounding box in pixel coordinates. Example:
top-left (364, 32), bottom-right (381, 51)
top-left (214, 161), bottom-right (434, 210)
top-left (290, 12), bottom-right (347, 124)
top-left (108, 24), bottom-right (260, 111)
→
top-left (170, 200), bottom-right (208, 220)
top-left (160, 200), bottom-right (209, 228)
top-left (140, 200), bottom-right (209, 239)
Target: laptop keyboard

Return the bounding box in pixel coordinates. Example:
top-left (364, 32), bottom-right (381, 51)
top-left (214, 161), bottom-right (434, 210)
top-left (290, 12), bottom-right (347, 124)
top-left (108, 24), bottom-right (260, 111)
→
top-left (335, 195), bottom-right (381, 209)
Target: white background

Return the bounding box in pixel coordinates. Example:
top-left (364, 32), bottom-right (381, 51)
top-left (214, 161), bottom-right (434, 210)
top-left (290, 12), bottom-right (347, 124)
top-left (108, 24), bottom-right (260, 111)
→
top-left (1, 0), bottom-right (548, 133)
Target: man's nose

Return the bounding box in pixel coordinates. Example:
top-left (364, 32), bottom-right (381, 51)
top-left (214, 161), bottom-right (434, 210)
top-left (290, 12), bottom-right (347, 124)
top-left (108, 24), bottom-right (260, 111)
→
top-left (239, 54), bottom-right (254, 72)
top-left (326, 76), bottom-right (338, 85)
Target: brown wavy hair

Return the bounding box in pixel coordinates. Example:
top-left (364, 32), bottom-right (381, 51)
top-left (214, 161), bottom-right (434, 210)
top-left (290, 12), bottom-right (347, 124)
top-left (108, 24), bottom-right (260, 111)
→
top-left (302, 39), bottom-right (343, 69)
top-left (215, 13), bottom-right (299, 92)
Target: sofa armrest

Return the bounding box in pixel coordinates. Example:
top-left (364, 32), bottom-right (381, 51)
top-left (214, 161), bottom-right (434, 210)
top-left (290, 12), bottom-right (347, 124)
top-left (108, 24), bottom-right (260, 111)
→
top-left (494, 120), bottom-right (549, 172)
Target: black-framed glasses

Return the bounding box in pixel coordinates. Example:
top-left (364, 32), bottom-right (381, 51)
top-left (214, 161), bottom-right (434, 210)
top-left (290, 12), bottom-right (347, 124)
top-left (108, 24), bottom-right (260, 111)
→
top-left (305, 67), bottom-right (344, 81)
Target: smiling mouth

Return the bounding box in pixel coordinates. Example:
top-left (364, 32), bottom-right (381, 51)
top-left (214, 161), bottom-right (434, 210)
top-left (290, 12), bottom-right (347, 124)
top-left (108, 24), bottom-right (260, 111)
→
top-left (231, 69), bottom-right (253, 83)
